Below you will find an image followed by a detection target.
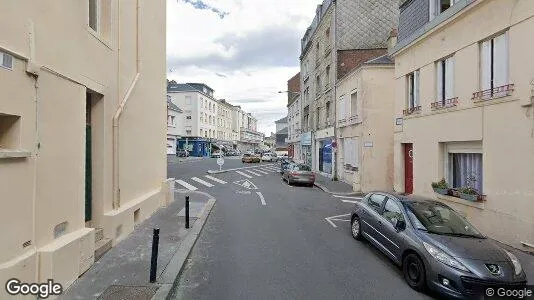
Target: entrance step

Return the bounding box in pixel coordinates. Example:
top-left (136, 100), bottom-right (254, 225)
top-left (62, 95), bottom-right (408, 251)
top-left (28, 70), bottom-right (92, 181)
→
top-left (95, 238), bottom-right (112, 261)
top-left (95, 228), bottom-right (104, 242)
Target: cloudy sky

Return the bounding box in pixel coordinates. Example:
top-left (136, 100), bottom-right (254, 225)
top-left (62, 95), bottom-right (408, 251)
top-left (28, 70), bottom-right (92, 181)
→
top-left (166, 0), bottom-right (321, 135)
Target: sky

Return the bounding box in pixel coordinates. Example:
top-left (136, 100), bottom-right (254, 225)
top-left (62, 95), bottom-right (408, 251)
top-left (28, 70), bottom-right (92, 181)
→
top-left (166, 0), bottom-right (321, 135)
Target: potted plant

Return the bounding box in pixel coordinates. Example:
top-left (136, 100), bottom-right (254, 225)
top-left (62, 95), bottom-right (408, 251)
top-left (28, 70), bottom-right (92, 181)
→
top-left (458, 187), bottom-right (479, 202)
top-left (431, 178), bottom-right (450, 195)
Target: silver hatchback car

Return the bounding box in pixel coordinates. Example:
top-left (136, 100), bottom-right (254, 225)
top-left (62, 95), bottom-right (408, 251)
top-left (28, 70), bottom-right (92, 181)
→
top-left (351, 192), bottom-right (527, 299)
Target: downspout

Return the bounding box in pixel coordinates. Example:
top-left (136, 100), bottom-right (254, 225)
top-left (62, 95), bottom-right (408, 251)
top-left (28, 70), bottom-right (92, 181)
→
top-left (112, 0), bottom-right (141, 209)
top-left (332, 0), bottom-right (339, 181)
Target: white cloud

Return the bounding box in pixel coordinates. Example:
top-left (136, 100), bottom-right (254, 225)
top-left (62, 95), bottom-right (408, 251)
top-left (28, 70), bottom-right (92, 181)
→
top-left (166, 0), bottom-right (321, 134)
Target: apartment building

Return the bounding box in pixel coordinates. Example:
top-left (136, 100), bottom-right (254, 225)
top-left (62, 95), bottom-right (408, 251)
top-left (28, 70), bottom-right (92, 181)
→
top-left (167, 96), bottom-right (185, 155)
top-left (275, 116), bottom-right (288, 151)
top-left (217, 99), bottom-right (234, 147)
top-left (0, 0), bottom-right (168, 295)
top-left (231, 105), bottom-right (263, 151)
top-left (299, 0), bottom-right (398, 177)
top-left (286, 73), bottom-right (302, 161)
top-left (391, 0), bottom-right (534, 249)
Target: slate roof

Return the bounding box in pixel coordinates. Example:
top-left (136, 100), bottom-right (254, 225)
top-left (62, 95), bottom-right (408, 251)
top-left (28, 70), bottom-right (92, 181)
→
top-left (167, 83), bottom-right (197, 92)
top-left (275, 116), bottom-right (288, 123)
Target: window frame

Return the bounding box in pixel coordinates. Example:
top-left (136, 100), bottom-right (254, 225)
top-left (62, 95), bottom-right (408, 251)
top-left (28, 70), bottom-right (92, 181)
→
top-left (406, 70), bottom-right (420, 110)
top-left (88, 0), bottom-right (100, 32)
top-left (381, 198), bottom-right (406, 226)
top-left (367, 193), bottom-right (387, 212)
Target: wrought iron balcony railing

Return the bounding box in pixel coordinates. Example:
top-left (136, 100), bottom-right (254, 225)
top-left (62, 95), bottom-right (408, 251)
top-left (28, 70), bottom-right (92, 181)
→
top-left (472, 84), bottom-right (514, 101)
top-left (431, 97), bottom-right (458, 110)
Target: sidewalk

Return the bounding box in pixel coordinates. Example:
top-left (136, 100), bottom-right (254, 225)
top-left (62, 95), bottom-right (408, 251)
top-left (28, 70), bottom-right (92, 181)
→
top-left (313, 173), bottom-right (363, 196)
top-left (61, 190), bottom-right (214, 300)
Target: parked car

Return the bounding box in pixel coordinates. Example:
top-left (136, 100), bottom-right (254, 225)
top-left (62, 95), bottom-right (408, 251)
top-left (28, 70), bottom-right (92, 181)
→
top-left (261, 152), bottom-right (277, 162)
top-left (282, 163), bottom-right (315, 187)
top-left (211, 150), bottom-right (223, 158)
top-left (225, 150), bottom-right (236, 156)
top-left (242, 153), bottom-right (260, 163)
top-left (350, 192), bottom-right (527, 299)
top-left (176, 149), bottom-right (189, 157)
top-left (279, 158), bottom-right (293, 174)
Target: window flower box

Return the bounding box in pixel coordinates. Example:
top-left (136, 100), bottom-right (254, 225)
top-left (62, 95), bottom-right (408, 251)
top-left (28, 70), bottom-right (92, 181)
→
top-left (432, 187), bottom-right (449, 195)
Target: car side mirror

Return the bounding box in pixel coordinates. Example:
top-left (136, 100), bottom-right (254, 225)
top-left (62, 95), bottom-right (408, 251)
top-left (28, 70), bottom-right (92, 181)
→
top-left (393, 219), bottom-right (406, 231)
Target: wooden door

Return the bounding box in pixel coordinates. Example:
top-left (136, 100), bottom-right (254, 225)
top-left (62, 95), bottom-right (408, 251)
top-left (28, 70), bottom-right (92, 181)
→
top-left (404, 143), bottom-right (413, 194)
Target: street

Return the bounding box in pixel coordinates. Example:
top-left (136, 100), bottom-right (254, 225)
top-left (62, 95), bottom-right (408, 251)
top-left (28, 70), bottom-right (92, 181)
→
top-left (167, 157), bottom-right (435, 299)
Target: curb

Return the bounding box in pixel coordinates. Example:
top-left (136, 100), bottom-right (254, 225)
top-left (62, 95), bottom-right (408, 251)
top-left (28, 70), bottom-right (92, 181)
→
top-left (313, 182), bottom-right (364, 197)
top-left (151, 198), bottom-right (216, 300)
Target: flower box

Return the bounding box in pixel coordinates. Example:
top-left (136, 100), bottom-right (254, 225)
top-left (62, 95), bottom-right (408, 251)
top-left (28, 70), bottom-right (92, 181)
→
top-left (432, 187), bottom-right (449, 195)
top-left (458, 192), bottom-right (478, 202)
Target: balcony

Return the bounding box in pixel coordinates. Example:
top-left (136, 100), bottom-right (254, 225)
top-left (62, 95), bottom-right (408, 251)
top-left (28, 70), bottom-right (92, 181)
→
top-left (472, 84), bottom-right (514, 101)
top-left (403, 106), bottom-right (421, 116)
top-left (431, 97), bottom-right (458, 110)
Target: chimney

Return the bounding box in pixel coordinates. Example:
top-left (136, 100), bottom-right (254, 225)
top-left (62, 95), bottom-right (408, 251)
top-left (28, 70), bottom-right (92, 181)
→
top-left (387, 29), bottom-right (398, 53)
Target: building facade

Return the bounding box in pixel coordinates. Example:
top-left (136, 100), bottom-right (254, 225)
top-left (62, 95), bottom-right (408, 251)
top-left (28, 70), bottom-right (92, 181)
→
top-left (286, 73), bottom-right (302, 160)
top-left (167, 96), bottom-right (185, 155)
top-left (299, 0), bottom-right (398, 177)
top-left (335, 55), bottom-right (395, 192)
top-left (217, 99), bottom-right (235, 148)
top-left (391, 0), bottom-right (534, 249)
top-left (275, 116), bottom-right (288, 152)
top-left (0, 0), bottom-right (169, 295)
top-left (231, 105), bottom-right (263, 151)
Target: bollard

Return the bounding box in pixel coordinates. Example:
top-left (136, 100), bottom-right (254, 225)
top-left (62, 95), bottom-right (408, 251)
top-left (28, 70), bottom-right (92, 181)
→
top-left (149, 228), bottom-right (160, 283)
top-left (185, 196), bottom-right (190, 229)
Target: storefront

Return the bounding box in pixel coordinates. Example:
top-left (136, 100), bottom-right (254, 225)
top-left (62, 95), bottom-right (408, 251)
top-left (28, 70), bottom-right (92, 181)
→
top-left (318, 139), bottom-right (333, 174)
top-left (314, 127), bottom-right (335, 176)
top-left (301, 132), bottom-right (312, 167)
top-left (177, 137), bottom-right (209, 157)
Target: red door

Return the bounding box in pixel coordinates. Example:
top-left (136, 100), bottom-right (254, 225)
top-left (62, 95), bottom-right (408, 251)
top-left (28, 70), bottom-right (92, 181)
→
top-left (404, 143), bottom-right (414, 194)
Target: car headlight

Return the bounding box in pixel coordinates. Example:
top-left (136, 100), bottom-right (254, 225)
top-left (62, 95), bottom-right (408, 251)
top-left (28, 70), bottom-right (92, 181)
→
top-left (423, 242), bottom-right (470, 272)
top-left (505, 251), bottom-right (523, 275)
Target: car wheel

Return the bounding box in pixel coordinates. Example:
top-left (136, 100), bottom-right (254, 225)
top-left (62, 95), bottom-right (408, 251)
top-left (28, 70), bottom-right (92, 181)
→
top-left (351, 216), bottom-right (363, 241)
top-left (403, 253), bottom-right (427, 292)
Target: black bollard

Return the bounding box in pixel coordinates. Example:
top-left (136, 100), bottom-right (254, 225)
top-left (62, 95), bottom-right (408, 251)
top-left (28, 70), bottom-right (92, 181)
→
top-left (149, 228), bottom-right (160, 283)
top-left (185, 196), bottom-right (190, 229)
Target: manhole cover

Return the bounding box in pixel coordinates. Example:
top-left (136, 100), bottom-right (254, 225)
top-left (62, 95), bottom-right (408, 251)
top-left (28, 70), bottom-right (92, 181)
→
top-left (98, 285), bottom-right (157, 300)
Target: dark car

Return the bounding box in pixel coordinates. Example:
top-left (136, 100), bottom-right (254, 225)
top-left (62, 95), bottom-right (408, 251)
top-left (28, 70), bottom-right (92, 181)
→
top-left (279, 159), bottom-right (293, 174)
top-left (282, 163), bottom-right (315, 187)
top-left (176, 149), bottom-right (189, 157)
top-left (350, 192), bottom-right (527, 299)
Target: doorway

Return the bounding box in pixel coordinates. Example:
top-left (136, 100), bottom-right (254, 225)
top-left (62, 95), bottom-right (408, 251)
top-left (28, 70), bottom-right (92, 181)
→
top-left (85, 93), bottom-right (93, 222)
top-left (403, 143), bottom-right (414, 194)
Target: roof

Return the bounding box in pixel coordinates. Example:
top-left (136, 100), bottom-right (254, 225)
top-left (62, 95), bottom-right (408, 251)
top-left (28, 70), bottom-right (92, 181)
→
top-left (167, 83), bottom-right (197, 92)
top-left (275, 116), bottom-right (288, 123)
top-left (167, 100), bottom-right (182, 112)
top-left (275, 127), bottom-right (288, 134)
top-left (364, 54), bottom-right (394, 65)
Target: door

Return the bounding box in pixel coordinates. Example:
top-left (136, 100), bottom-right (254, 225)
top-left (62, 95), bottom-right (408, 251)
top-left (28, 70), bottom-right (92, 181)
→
top-left (85, 102), bottom-right (92, 222)
top-left (378, 198), bottom-right (405, 262)
top-left (360, 193), bottom-right (387, 243)
top-left (404, 143), bottom-right (414, 194)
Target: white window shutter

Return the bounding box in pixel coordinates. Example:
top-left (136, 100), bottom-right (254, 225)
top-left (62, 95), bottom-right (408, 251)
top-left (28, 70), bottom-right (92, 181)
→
top-left (437, 61), bottom-right (444, 102)
top-left (414, 70), bottom-right (420, 106)
top-left (429, 0), bottom-right (436, 20)
top-left (480, 40), bottom-right (492, 91)
top-left (493, 32), bottom-right (508, 88)
top-left (445, 57), bottom-right (454, 99)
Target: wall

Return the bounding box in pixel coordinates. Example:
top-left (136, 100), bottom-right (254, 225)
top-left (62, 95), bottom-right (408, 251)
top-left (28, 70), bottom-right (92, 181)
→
top-left (393, 0), bottom-right (534, 248)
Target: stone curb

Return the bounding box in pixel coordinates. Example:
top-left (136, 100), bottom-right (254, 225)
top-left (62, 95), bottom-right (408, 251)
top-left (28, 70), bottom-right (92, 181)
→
top-left (313, 181), bottom-right (364, 197)
top-left (150, 197), bottom-right (216, 300)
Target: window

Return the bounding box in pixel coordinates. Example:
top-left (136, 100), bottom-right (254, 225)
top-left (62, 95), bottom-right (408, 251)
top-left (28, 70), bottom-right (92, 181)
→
top-left (406, 70), bottom-right (420, 111)
top-left (303, 106), bottom-right (310, 129)
top-left (338, 95), bottom-right (346, 121)
top-left (325, 27), bottom-right (330, 40)
top-left (200, 129), bottom-right (203, 136)
top-left (0, 51), bottom-right (13, 70)
top-left (170, 116), bottom-right (175, 126)
top-left (448, 153), bottom-right (483, 193)
top-left (89, 0), bottom-right (99, 31)
top-left (186, 115), bottom-right (192, 120)
top-left (200, 114), bottom-right (203, 123)
top-left (315, 108), bottom-right (320, 129)
top-left (185, 96), bottom-right (192, 105)
top-left (325, 102), bottom-right (331, 124)
top-left (342, 138), bottom-right (358, 171)
top-left (430, 0), bottom-right (459, 20)
top-left (325, 66), bottom-right (330, 87)
top-left (350, 91), bottom-right (358, 117)
top-left (316, 75), bottom-right (321, 94)
top-left (436, 56), bottom-right (455, 104)
top-left (480, 32), bottom-right (509, 98)
top-left (382, 199), bottom-right (404, 225)
top-left (367, 194), bottom-right (386, 212)
top-left (186, 130), bottom-right (192, 135)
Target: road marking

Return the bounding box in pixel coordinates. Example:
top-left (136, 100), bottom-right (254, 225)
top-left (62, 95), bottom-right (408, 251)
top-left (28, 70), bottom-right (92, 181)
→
top-left (245, 169), bottom-right (262, 176)
top-left (341, 200), bottom-right (359, 204)
top-left (332, 195), bottom-right (363, 200)
top-left (255, 169), bottom-right (269, 175)
top-left (256, 192), bottom-right (266, 205)
top-left (234, 180), bottom-right (258, 190)
top-left (175, 180), bottom-right (198, 191)
top-left (325, 213), bottom-right (352, 228)
top-left (236, 170), bottom-right (252, 178)
top-left (264, 167), bottom-right (278, 171)
top-left (191, 177), bottom-right (214, 187)
top-left (204, 175), bottom-right (227, 184)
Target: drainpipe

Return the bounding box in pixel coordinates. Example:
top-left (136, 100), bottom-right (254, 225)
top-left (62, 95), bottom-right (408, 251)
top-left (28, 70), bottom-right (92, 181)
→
top-left (332, 1), bottom-right (339, 181)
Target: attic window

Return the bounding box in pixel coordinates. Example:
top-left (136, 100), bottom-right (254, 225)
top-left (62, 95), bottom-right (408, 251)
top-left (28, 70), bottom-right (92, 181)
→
top-left (0, 51), bottom-right (13, 70)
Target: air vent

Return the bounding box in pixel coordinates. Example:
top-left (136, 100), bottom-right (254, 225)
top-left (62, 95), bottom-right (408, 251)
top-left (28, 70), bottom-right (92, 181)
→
top-left (22, 240), bottom-right (32, 248)
top-left (0, 52), bottom-right (13, 70)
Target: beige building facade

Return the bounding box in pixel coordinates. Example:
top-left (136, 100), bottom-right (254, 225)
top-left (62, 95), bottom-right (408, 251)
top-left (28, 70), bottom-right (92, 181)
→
top-left (336, 56), bottom-right (395, 192)
top-left (391, 0), bottom-right (534, 249)
top-left (0, 0), bottom-right (169, 296)
top-left (217, 99), bottom-right (234, 143)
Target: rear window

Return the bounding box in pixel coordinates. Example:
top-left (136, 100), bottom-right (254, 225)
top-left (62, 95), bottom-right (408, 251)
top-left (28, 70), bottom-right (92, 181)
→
top-left (243, 154), bottom-right (251, 157)
top-left (294, 164), bottom-right (311, 171)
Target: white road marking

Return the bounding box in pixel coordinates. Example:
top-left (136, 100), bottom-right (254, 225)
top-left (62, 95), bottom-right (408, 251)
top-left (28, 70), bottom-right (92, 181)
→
top-left (204, 175), bottom-right (227, 184)
top-left (325, 213), bottom-right (352, 228)
top-left (245, 169), bottom-right (262, 176)
top-left (191, 177), bottom-right (214, 187)
top-left (255, 169), bottom-right (269, 175)
top-left (236, 170), bottom-right (252, 178)
top-left (256, 192), bottom-right (266, 205)
top-left (233, 180), bottom-right (258, 190)
top-left (341, 200), bottom-right (359, 204)
top-left (175, 180), bottom-right (198, 191)
top-left (332, 195), bottom-right (363, 200)
top-left (264, 167), bottom-right (278, 171)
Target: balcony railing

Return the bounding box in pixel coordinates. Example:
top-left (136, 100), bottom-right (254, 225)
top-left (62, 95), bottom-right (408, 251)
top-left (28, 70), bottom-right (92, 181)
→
top-left (403, 105), bottom-right (421, 116)
top-left (431, 97), bottom-right (458, 110)
top-left (472, 84), bottom-right (514, 101)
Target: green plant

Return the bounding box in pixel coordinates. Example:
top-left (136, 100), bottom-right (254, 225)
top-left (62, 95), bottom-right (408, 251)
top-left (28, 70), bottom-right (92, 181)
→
top-left (431, 178), bottom-right (449, 189)
top-left (459, 187), bottom-right (478, 195)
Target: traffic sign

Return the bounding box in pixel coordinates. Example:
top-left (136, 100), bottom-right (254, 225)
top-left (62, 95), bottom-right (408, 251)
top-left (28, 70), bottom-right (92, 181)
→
top-left (217, 157), bottom-right (224, 165)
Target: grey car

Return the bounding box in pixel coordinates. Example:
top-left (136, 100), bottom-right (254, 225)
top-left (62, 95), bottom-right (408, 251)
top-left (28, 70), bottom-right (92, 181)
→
top-left (350, 192), bottom-right (527, 299)
top-left (282, 163), bottom-right (315, 187)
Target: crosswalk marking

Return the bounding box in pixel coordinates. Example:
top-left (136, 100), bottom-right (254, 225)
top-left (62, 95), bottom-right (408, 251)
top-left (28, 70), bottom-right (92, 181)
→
top-left (175, 179), bottom-right (197, 191)
top-left (245, 169), bottom-right (262, 176)
top-left (255, 169), bottom-right (269, 175)
top-left (191, 177), bottom-right (214, 187)
top-left (205, 175), bottom-right (226, 184)
top-left (236, 170), bottom-right (253, 178)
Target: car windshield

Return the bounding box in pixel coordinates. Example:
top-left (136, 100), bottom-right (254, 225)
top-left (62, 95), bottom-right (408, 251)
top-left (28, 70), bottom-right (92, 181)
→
top-left (404, 201), bottom-right (485, 238)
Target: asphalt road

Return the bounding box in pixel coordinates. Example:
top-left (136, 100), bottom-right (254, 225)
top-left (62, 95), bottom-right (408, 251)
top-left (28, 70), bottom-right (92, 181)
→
top-left (167, 156), bottom-right (437, 300)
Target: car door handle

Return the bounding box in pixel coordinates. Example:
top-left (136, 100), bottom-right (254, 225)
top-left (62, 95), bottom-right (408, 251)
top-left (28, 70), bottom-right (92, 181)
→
top-left (378, 220), bottom-right (382, 225)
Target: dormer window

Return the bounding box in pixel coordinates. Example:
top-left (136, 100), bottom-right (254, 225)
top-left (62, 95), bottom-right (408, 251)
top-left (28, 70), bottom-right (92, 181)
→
top-left (430, 0), bottom-right (459, 20)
